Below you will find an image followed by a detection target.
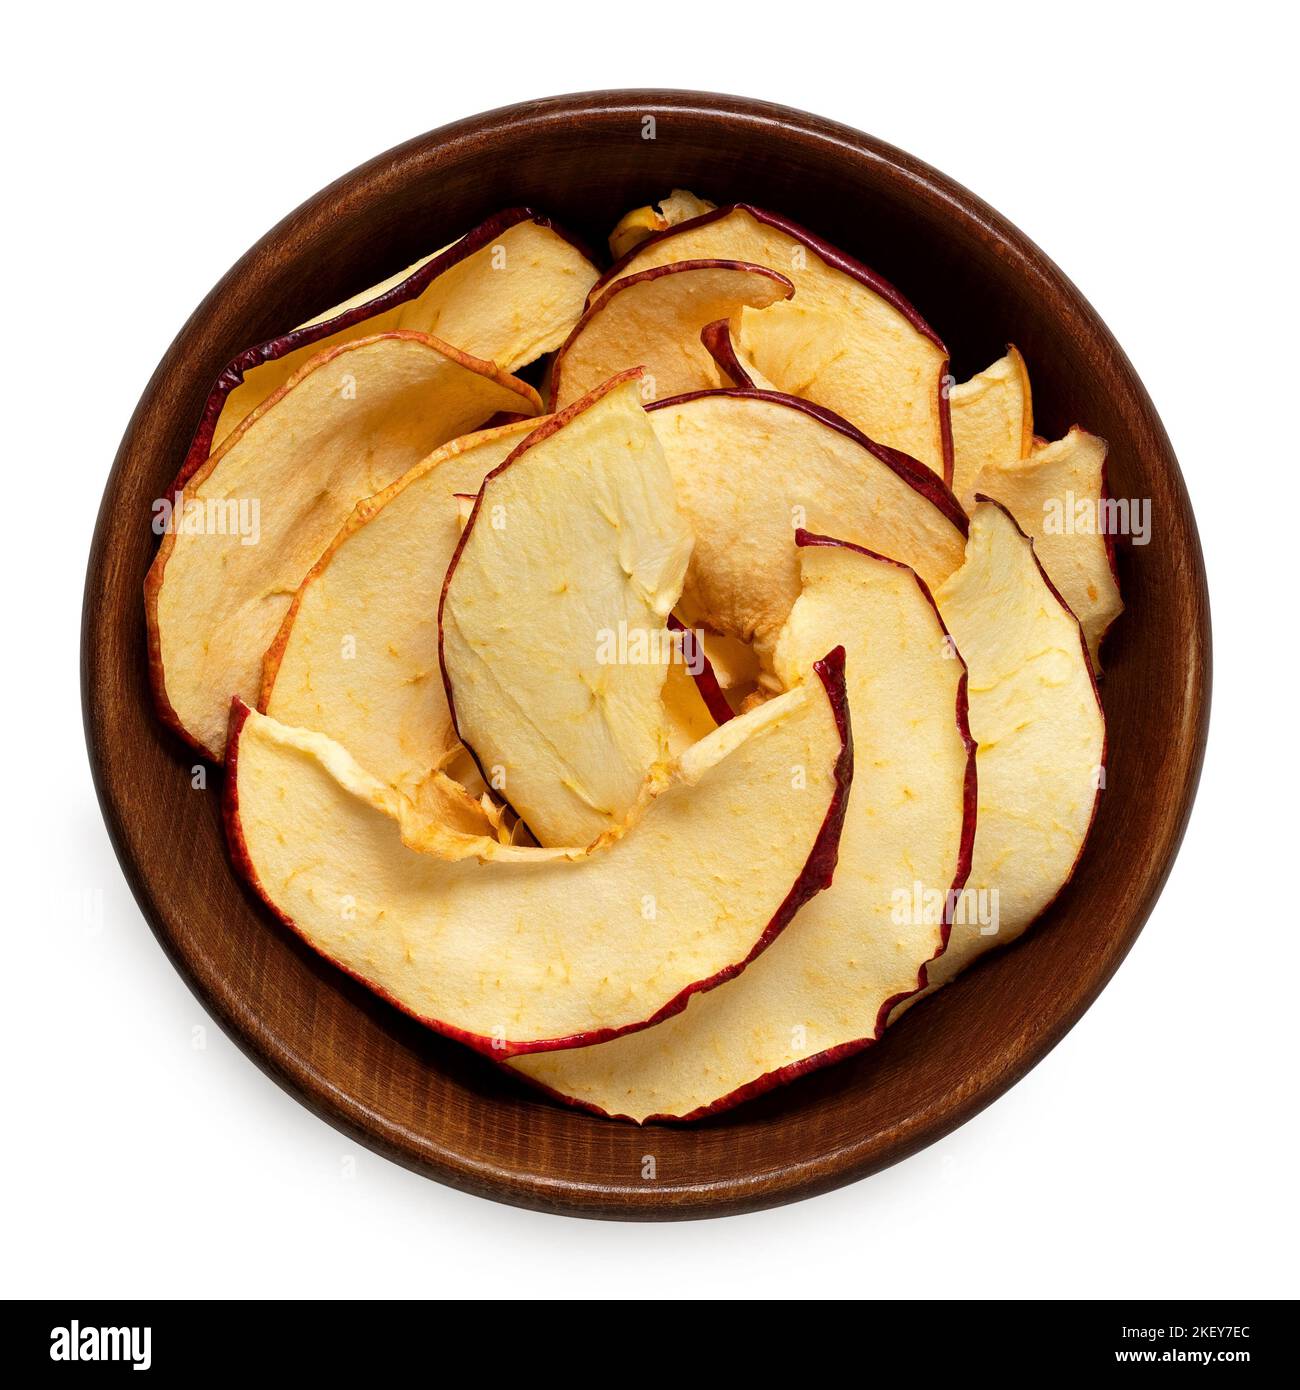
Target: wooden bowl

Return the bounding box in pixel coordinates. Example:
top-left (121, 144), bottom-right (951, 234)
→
top-left (82, 91), bottom-right (1210, 1220)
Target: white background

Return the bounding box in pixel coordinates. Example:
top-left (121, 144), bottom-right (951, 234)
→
top-left (4, 1), bottom-right (1296, 1300)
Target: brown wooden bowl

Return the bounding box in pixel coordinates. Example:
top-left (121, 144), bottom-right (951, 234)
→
top-left (82, 90), bottom-right (1210, 1220)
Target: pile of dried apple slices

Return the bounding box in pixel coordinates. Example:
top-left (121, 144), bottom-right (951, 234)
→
top-left (145, 193), bottom-right (1117, 1123)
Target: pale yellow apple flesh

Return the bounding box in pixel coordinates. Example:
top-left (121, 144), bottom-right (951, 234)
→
top-left (145, 331), bottom-right (541, 759)
top-left (225, 649), bottom-right (851, 1055)
top-left (594, 206), bottom-right (950, 476)
top-left (895, 500), bottom-right (1106, 1012)
top-left (645, 390), bottom-right (968, 671)
top-left (211, 216), bottom-right (597, 452)
top-left (949, 346), bottom-right (1033, 506)
top-left (513, 539), bottom-right (973, 1120)
top-left (440, 373), bottom-right (694, 848)
top-left (971, 426), bottom-right (1123, 669)
top-left (259, 417), bottom-right (542, 823)
top-left (550, 260), bottom-right (794, 409)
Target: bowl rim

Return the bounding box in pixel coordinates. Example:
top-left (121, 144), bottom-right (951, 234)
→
top-left (82, 88), bottom-right (1212, 1220)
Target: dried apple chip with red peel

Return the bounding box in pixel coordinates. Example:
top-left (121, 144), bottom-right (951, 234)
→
top-left (699, 318), bottom-right (774, 389)
top-left (673, 608), bottom-right (762, 702)
top-left (663, 616), bottom-right (732, 737)
top-left (259, 416), bottom-right (543, 823)
top-left (512, 538), bottom-right (973, 1121)
top-left (225, 647), bottom-right (852, 1057)
top-left (181, 210), bottom-right (596, 485)
top-left (949, 346), bottom-right (1034, 506)
top-left (894, 499), bottom-right (1105, 1013)
top-left (972, 426), bottom-right (1123, 669)
top-left (440, 372), bottom-right (694, 848)
top-left (592, 204), bottom-right (951, 478)
top-left (549, 260), bottom-right (793, 409)
top-left (607, 190), bottom-right (717, 260)
top-left (644, 388), bottom-right (967, 671)
top-left (145, 330), bottom-right (541, 760)
top-left (661, 651), bottom-right (721, 752)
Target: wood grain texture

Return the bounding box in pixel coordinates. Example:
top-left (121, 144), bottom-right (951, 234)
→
top-left (81, 90), bottom-right (1211, 1220)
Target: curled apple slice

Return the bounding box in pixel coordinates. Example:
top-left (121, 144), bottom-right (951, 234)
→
top-left (441, 372), bottom-right (694, 847)
top-left (145, 331), bottom-right (541, 759)
top-left (972, 426), bottom-right (1123, 668)
top-left (513, 538), bottom-right (973, 1121)
top-left (896, 499), bottom-right (1105, 1011)
top-left (645, 389), bottom-right (967, 670)
top-left (949, 346), bottom-right (1033, 506)
top-left (662, 618), bottom-right (731, 744)
top-left (591, 204), bottom-right (951, 478)
top-left (699, 318), bottom-right (774, 389)
top-left (225, 648), bottom-right (851, 1056)
top-left (661, 649), bottom-right (720, 752)
top-left (549, 260), bottom-right (794, 409)
top-left (182, 210), bottom-right (596, 484)
top-left (608, 189), bottom-right (717, 259)
top-left (683, 618), bottom-right (761, 697)
top-left (260, 416), bottom-right (542, 820)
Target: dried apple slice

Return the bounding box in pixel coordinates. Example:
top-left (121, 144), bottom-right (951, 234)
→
top-left (225, 647), bottom-right (852, 1055)
top-left (440, 372), bottom-right (694, 847)
top-left (180, 210), bottom-right (596, 485)
top-left (645, 389), bottom-right (967, 670)
top-left (663, 617), bottom-right (732, 738)
top-left (699, 318), bottom-right (774, 389)
top-left (513, 537), bottom-right (974, 1121)
top-left (591, 204), bottom-right (951, 478)
top-left (260, 416), bottom-right (542, 820)
top-left (261, 410), bottom-right (731, 824)
top-left (971, 426), bottom-right (1123, 668)
top-left (949, 346), bottom-right (1033, 506)
top-left (661, 652), bottom-right (720, 753)
top-left (895, 500), bottom-right (1105, 1012)
top-left (608, 189), bottom-right (717, 259)
top-left (549, 260), bottom-right (793, 409)
top-left (672, 607), bottom-right (762, 702)
top-left (145, 331), bottom-right (541, 759)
